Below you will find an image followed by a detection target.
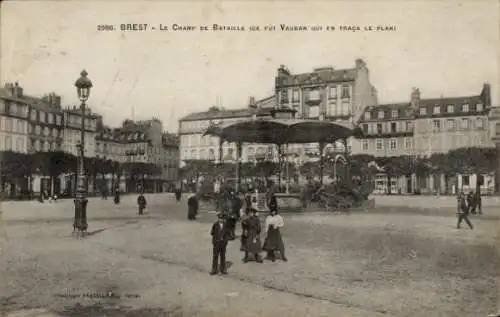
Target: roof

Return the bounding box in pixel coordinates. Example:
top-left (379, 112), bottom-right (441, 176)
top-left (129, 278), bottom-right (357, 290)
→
top-left (277, 68), bottom-right (357, 87)
top-left (358, 93), bottom-right (488, 122)
top-left (203, 118), bottom-right (360, 144)
top-left (180, 95), bottom-right (276, 121)
top-left (416, 95), bottom-right (487, 118)
top-left (359, 102), bottom-right (413, 122)
top-left (0, 88), bottom-right (64, 113)
top-left (96, 126), bottom-right (149, 143)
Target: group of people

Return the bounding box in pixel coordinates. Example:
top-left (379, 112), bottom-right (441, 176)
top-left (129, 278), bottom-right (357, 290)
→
top-left (209, 189), bottom-right (288, 275)
top-left (456, 191), bottom-right (483, 230)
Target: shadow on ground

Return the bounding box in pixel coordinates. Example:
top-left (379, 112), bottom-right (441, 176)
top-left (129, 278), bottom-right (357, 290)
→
top-left (57, 303), bottom-right (184, 317)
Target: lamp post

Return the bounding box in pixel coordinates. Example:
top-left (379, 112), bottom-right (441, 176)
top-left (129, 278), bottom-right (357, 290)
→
top-left (73, 70), bottom-right (92, 237)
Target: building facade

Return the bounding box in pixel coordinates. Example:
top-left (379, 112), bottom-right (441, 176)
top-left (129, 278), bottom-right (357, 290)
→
top-left (179, 95), bottom-right (275, 163)
top-left (0, 81), bottom-right (180, 198)
top-left (354, 83), bottom-right (494, 194)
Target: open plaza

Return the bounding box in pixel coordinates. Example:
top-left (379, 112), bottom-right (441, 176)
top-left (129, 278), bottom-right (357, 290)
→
top-left (0, 194), bottom-right (498, 317)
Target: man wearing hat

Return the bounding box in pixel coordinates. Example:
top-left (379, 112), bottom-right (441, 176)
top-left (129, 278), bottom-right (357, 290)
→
top-left (210, 212), bottom-right (231, 275)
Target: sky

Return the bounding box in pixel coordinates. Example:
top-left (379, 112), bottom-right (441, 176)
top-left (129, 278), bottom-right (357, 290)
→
top-left (1, 0), bottom-right (499, 132)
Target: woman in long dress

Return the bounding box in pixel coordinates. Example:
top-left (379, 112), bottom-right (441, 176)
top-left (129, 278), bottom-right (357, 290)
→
top-left (263, 206), bottom-right (288, 262)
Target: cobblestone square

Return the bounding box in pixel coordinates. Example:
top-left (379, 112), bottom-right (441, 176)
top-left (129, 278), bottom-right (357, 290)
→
top-left (1, 194), bottom-right (498, 317)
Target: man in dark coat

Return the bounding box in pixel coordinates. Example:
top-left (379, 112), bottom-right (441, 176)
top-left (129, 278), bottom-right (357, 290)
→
top-left (137, 193), bottom-right (146, 215)
top-left (113, 187), bottom-right (120, 205)
top-left (243, 209), bottom-right (263, 263)
top-left (457, 192), bottom-right (473, 230)
top-left (227, 192), bottom-right (242, 240)
top-left (471, 191), bottom-right (482, 215)
top-left (187, 194), bottom-right (199, 220)
top-left (174, 187), bottom-right (182, 202)
top-left (210, 212), bottom-right (230, 275)
top-left (466, 191), bottom-right (475, 214)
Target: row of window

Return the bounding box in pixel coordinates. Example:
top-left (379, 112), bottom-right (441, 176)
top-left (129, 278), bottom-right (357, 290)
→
top-left (29, 140), bottom-right (61, 152)
top-left (362, 121), bottom-right (414, 135)
top-left (363, 103), bottom-right (484, 120)
top-left (29, 125), bottom-right (61, 138)
top-left (361, 138), bottom-right (413, 151)
top-left (0, 117), bottom-right (28, 134)
top-left (419, 103), bottom-right (483, 116)
top-left (0, 100), bottom-right (30, 117)
top-left (0, 136), bottom-right (26, 152)
top-left (280, 85), bottom-right (351, 104)
top-left (431, 117), bottom-right (486, 132)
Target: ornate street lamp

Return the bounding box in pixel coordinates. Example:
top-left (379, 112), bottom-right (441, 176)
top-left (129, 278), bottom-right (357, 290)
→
top-left (73, 70), bottom-right (92, 237)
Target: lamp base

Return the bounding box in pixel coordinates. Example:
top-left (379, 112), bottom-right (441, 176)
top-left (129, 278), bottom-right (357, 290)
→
top-left (73, 198), bottom-right (88, 236)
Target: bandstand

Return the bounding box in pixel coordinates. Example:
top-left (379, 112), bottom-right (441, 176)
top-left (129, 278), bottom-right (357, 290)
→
top-left (203, 108), bottom-right (363, 196)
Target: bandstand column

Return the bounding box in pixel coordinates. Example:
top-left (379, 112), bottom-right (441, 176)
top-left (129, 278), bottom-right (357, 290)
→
top-left (235, 142), bottom-right (242, 192)
top-left (343, 138), bottom-right (351, 185)
top-left (277, 144), bottom-right (283, 191)
top-left (319, 142), bottom-right (325, 186)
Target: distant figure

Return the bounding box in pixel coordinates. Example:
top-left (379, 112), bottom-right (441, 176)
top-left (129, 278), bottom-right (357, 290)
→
top-left (471, 191), bottom-right (482, 215)
top-left (174, 187), bottom-right (182, 202)
top-left (210, 212), bottom-right (230, 275)
top-left (114, 187), bottom-right (120, 205)
top-left (187, 194), bottom-right (199, 220)
top-left (467, 191), bottom-right (476, 214)
top-left (457, 192), bottom-right (473, 230)
top-left (137, 193), bottom-right (147, 215)
top-left (101, 187), bottom-right (108, 200)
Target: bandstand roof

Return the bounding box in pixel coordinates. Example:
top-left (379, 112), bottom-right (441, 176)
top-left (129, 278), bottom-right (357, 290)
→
top-left (203, 118), bottom-right (362, 144)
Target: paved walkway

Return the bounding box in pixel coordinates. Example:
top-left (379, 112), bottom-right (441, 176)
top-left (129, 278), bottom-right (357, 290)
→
top-left (1, 195), bottom-right (498, 317)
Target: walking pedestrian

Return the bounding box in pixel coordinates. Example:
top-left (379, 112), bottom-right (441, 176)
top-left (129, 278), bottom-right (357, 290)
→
top-left (457, 192), bottom-right (474, 230)
top-left (210, 212), bottom-right (230, 275)
top-left (263, 203), bottom-right (288, 262)
top-left (243, 208), bottom-right (263, 263)
top-left (137, 193), bottom-right (147, 215)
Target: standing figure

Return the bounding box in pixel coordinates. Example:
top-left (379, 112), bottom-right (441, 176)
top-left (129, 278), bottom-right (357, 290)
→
top-left (457, 192), bottom-right (474, 230)
top-left (210, 212), bottom-right (230, 275)
top-left (243, 209), bottom-right (263, 263)
top-left (227, 192), bottom-right (242, 240)
top-left (263, 204), bottom-right (288, 262)
top-left (137, 193), bottom-right (147, 215)
top-left (467, 191), bottom-right (476, 214)
top-left (187, 194), bottom-right (199, 220)
top-left (175, 187), bottom-right (182, 202)
top-left (472, 191), bottom-right (482, 215)
top-left (114, 187), bottom-right (120, 205)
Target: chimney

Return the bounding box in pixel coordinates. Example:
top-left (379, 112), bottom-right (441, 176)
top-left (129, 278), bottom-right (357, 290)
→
top-left (410, 87), bottom-right (420, 110)
top-left (481, 82), bottom-right (491, 107)
top-left (355, 58), bottom-right (366, 69)
top-left (13, 82), bottom-right (23, 97)
top-left (277, 65), bottom-right (290, 77)
top-left (4, 83), bottom-right (14, 95)
top-left (249, 96), bottom-right (256, 108)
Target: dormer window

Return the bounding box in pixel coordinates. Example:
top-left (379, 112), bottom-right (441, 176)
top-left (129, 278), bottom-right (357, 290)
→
top-left (419, 107), bottom-right (427, 115)
top-left (446, 104), bottom-right (454, 113)
top-left (378, 111), bottom-right (384, 119)
top-left (364, 112), bottom-right (371, 120)
top-left (433, 105), bottom-right (440, 114)
top-left (391, 110), bottom-right (398, 119)
top-left (461, 103), bottom-right (469, 112)
top-left (476, 103), bottom-right (484, 112)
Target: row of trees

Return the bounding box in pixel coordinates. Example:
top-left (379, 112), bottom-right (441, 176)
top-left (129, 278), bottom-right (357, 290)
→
top-left (179, 146), bottom-right (499, 193)
top-left (0, 151), bottom-right (163, 193)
